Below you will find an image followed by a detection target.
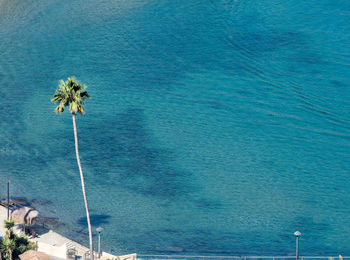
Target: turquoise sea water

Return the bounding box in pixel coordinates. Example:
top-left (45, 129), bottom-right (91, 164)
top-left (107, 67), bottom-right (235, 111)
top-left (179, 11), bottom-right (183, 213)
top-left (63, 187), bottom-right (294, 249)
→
top-left (1, 0), bottom-right (350, 256)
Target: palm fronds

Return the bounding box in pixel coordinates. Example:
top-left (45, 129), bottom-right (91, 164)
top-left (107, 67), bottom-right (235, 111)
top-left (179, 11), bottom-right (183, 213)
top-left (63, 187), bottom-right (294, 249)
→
top-left (51, 77), bottom-right (90, 114)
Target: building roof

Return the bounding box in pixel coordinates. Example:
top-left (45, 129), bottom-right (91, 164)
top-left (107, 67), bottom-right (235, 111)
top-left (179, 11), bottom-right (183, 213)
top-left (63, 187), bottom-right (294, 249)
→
top-left (19, 250), bottom-right (51, 260)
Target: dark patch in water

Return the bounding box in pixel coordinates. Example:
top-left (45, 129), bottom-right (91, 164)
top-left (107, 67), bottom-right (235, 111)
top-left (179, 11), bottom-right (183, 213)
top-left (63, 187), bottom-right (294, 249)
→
top-left (37, 216), bottom-right (60, 225)
top-left (330, 80), bottom-right (347, 88)
top-left (193, 198), bottom-right (223, 210)
top-left (81, 108), bottom-right (194, 198)
top-left (77, 214), bottom-right (111, 227)
top-left (227, 31), bottom-right (304, 54)
top-left (159, 228), bottom-right (181, 234)
top-left (8, 197), bottom-right (31, 206)
top-left (31, 216), bottom-right (66, 235)
top-left (31, 199), bottom-right (53, 206)
top-left (209, 102), bottom-right (224, 109)
top-left (0, 197), bottom-right (53, 207)
top-left (300, 55), bottom-right (323, 64)
top-left (292, 216), bottom-right (330, 233)
top-left (153, 246), bottom-right (184, 253)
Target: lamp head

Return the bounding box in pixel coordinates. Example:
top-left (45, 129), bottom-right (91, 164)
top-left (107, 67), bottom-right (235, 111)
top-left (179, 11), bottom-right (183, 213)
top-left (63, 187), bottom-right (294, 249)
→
top-left (294, 231), bottom-right (301, 237)
top-left (96, 227), bottom-right (104, 233)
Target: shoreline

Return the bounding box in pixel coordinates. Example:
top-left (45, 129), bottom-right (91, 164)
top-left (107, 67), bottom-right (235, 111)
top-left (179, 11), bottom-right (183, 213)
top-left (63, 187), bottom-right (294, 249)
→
top-left (0, 204), bottom-right (136, 260)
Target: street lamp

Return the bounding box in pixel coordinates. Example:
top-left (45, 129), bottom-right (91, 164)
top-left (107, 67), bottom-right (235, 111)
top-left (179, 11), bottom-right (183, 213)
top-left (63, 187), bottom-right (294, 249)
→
top-left (96, 227), bottom-right (104, 258)
top-left (294, 231), bottom-right (301, 260)
top-left (7, 181), bottom-right (10, 220)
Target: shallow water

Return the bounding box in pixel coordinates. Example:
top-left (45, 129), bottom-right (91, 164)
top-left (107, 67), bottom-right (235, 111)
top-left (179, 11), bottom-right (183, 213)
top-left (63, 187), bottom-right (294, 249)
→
top-left (1, 0), bottom-right (350, 256)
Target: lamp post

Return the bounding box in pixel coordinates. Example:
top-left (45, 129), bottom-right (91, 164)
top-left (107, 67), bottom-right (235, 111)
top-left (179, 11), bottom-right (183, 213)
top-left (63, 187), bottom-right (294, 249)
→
top-left (96, 227), bottom-right (104, 258)
top-left (7, 181), bottom-right (10, 220)
top-left (294, 231), bottom-right (301, 260)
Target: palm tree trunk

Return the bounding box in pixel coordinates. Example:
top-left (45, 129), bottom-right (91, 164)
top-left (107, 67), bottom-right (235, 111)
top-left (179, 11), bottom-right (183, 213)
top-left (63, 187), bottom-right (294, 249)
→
top-left (72, 112), bottom-right (94, 260)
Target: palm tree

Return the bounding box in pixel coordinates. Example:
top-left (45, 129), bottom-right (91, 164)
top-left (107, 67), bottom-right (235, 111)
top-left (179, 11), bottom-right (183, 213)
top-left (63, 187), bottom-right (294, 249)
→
top-left (0, 237), bottom-right (15, 260)
top-left (4, 220), bottom-right (15, 232)
top-left (4, 220), bottom-right (15, 238)
top-left (51, 77), bottom-right (94, 260)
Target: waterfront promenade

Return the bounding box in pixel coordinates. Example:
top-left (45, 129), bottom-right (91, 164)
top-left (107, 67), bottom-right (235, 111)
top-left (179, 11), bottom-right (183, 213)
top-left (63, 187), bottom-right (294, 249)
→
top-left (0, 205), bottom-right (136, 260)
